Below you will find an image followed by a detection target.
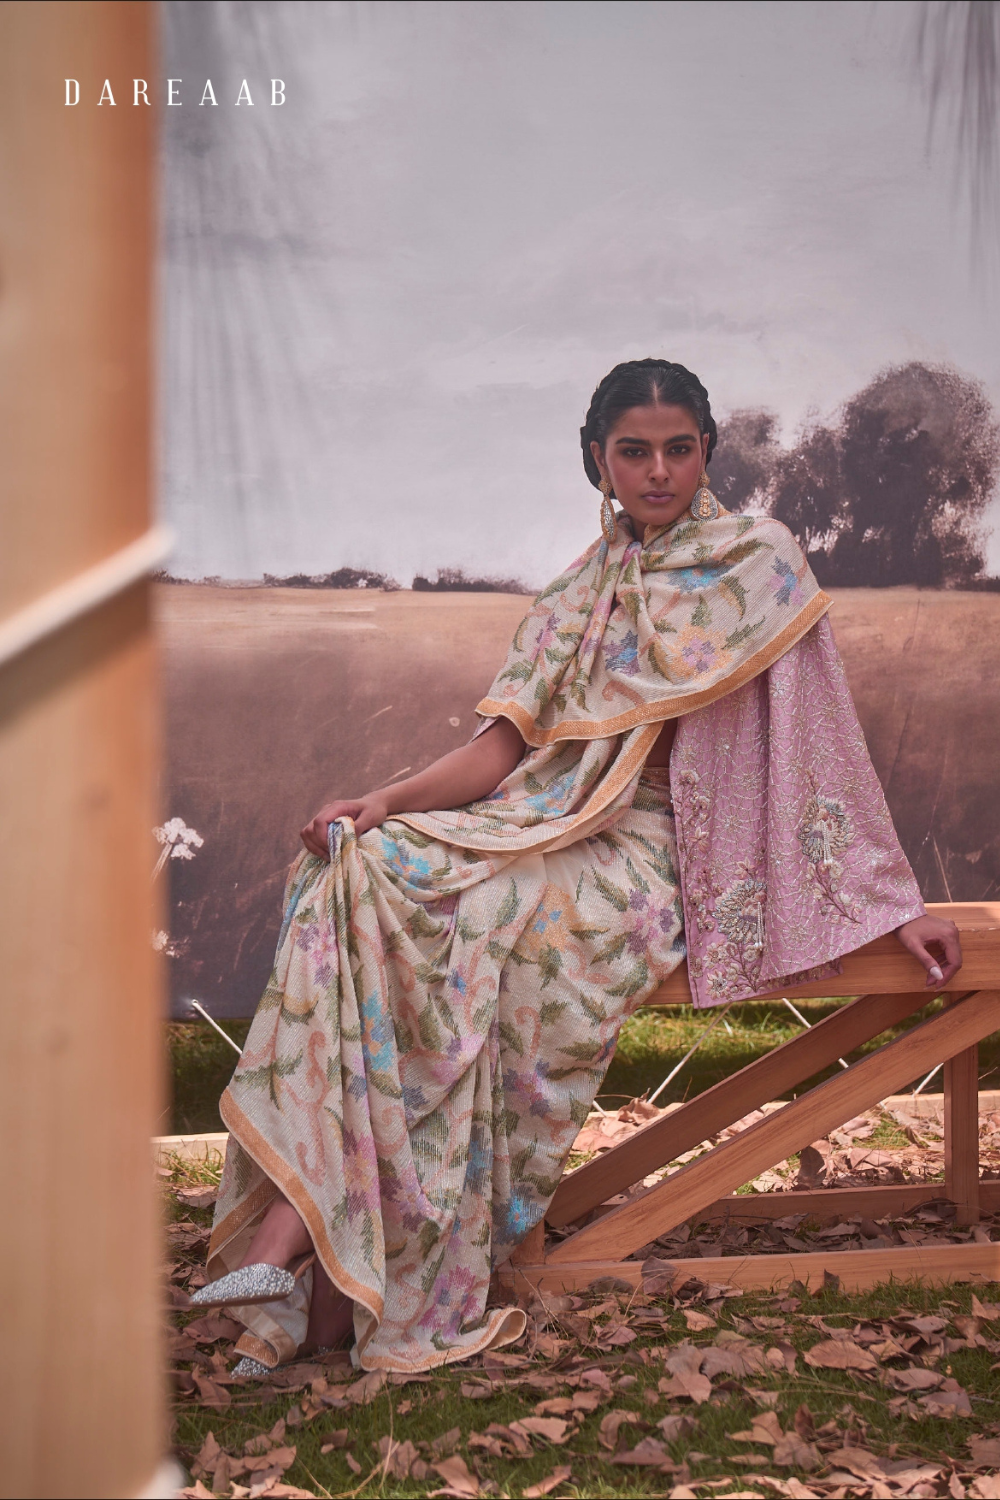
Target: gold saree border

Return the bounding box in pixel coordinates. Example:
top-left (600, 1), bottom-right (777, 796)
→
top-left (477, 591), bottom-right (832, 747)
top-left (395, 719), bottom-right (662, 857)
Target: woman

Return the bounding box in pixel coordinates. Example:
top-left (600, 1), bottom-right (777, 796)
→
top-left (194, 360), bottom-right (961, 1376)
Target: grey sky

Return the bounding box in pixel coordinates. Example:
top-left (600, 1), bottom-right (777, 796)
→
top-left (161, 0), bottom-right (1000, 585)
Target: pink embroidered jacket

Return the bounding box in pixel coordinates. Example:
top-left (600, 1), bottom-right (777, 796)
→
top-left (671, 614), bottom-right (925, 1008)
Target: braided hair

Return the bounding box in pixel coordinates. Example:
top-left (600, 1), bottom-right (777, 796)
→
top-left (580, 359), bottom-right (717, 489)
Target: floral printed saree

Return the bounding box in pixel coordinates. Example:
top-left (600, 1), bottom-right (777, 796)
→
top-left (208, 510), bottom-right (923, 1373)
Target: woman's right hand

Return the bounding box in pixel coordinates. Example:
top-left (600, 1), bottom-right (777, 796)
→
top-left (300, 794), bottom-right (390, 859)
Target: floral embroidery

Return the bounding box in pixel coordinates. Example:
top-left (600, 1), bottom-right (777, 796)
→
top-left (602, 629), bottom-right (640, 676)
top-left (676, 624), bottom-right (732, 678)
top-left (771, 557), bottom-right (804, 607)
top-left (798, 792), bottom-right (859, 923)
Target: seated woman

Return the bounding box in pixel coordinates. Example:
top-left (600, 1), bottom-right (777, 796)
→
top-left (193, 358), bottom-right (961, 1376)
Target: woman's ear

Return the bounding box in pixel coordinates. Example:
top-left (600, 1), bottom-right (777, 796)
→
top-left (590, 438), bottom-right (607, 480)
top-left (701, 432), bottom-right (711, 466)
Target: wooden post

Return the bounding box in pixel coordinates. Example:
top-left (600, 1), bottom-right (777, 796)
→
top-left (945, 1036), bottom-right (981, 1228)
top-left (0, 6), bottom-right (164, 1497)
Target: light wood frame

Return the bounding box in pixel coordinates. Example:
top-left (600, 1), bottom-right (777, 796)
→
top-left (500, 902), bottom-right (1000, 1298)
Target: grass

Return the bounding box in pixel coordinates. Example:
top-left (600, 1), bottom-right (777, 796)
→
top-left (166, 996), bottom-right (1000, 1136)
top-left (166, 1230), bottom-right (1000, 1497)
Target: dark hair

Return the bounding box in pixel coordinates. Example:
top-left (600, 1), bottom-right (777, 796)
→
top-left (580, 359), bottom-right (717, 488)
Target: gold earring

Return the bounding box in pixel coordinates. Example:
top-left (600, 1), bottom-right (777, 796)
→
top-left (599, 477), bottom-right (617, 544)
top-left (690, 469), bottom-right (719, 521)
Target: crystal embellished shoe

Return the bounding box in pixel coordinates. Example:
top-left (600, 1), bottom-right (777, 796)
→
top-left (189, 1253), bottom-right (316, 1311)
top-left (231, 1356), bottom-right (273, 1380)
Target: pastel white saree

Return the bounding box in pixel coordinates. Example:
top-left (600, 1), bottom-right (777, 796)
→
top-left (208, 510), bottom-right (923, 1371)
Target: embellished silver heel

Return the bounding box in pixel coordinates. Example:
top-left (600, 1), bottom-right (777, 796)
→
top-left (189, 1252), bottom-right (316, 1310)
top-left (231, 1356), bottom-right (273, 1380)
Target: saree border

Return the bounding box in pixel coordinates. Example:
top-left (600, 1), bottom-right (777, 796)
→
top-left (214, 1089), bottom-right (386, 1323)
top-left (476, 590), bottom-right (832, 746)
top-left (394, 719), bottom-right (662, 857)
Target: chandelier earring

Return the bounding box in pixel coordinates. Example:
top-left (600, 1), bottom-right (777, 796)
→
top-left (599, 477), bottom-right (618, 544)
top-left (690, 469), bottom-right (719, 521)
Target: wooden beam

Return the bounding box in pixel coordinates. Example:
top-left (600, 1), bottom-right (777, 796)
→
top-left (498, 1240), bottom-right (1000, 1297)
top-left (646, 902), bottom-right (1000, 1004)
top-left (0, 6), bottom-right (162, 1497)
top-left (510, 1220), bottom-right (546, 1266)
top-left (678, 1180), bottom-right (1000, 1224)
top-left (946, 1035), bottom-right (981, 1227)
top-left (547, 989), bottom-right (931, 1228)
top-left (547, 990), bottom-right (1000, 1263)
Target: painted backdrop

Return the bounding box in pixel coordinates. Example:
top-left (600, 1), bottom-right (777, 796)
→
top-left (156, 1), bottom-right (1000, 1016)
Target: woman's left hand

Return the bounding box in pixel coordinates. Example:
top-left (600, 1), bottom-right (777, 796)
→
top-left (894, 913), bottom-right (963, 989)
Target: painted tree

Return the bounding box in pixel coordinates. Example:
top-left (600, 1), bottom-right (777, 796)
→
top-left (770, 363), bottom-right (1000, 587)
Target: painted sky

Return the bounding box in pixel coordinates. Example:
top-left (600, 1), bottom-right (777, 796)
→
top-left (160, 0), bottom-right (1000, 586)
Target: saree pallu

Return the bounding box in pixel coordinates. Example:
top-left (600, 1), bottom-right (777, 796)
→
top-left (210, 767), bottom-right (684, 1373)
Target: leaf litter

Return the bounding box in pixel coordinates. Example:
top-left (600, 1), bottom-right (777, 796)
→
top-left (166, 1104), bottom-right (1000, 1498)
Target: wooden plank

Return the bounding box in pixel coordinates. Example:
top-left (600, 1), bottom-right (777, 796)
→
top-left (946, 1037), bottom-right (981, 1227)
top-left (547, 990), bottom-right (1000, 1263)
top-left (499, 1240), bottom-right (1000, 1297)
top-left (685, 1180), bottom-right (1000, 1224)
top-left (510, 1220), bottom-right (545, 1266)
top-left (0, 7), bottom-right (163, 1497)
top-left (647, 902), bottom-right (1000, 1004)
top-left (547, 989), bottom-right (930, 1228)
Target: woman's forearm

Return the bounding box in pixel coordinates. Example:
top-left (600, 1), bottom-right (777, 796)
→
top-left (380, 718), bottom-right (526, 815)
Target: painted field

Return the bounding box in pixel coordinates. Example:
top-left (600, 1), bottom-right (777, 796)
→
top-left (158, 585), bottom-right (1000, 1017)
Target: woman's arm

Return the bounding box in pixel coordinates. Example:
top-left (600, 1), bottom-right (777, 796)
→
top-left (300, 717), bottom-right (527, 858)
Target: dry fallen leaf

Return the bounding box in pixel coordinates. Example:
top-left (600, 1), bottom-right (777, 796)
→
top-left (971, 1478), bottom-right (1000, 1500)
top-left (346, 1369), bottom-right (386, 1405)
top-left (176, 1185), bottom-right (219, 1210)
top-left (657, 1413), bottom-right (697, 1441)
top-left (919, 1385), bottom-right (973, 1417)
top-left (192, 1374), bottom-right (231, 1409)
top-left (731, 1410), bottom-right (783, 1446)
top-left (377, 1436), bottom-right (422, 1480)
top-left (803, 1338), bottom-right (877, 1372)
top-left (430, 1428), bottom-right (462, 1460)
top-left (825, 1447), bottom-right (886, 1479)
top-left (522, 1465), bottom-right (573, 1497)
top-left (887, 1366), bottom-right (943, 1391)
top-left (510, 1416), bottom-right (572, 1446)
top-left (969, 1435), bottom-right (1000, 1467)
top-left (773, 1432), bottom-right (820, 1471)
top-left (597, 1409), bottom-right (643, 1451)
top-left (613, 1436), bottom-right (676, 1468)
top-left (682, 1308), bottom-right (717, 1331)
top-left (429, 1454), bottom-right (480, 1499)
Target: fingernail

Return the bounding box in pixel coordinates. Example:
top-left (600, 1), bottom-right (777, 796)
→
top-left (928, 965), bottom-right (943, 983)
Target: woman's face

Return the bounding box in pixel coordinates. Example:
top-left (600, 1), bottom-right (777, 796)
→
top-left (590, 402), bottom-right (710, 537)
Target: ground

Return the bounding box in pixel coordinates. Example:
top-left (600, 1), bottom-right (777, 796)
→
top-left (165, 1001), bottom-right (1000, 1498)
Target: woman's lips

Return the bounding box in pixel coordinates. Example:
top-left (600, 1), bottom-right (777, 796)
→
top-left (642, 493), bottom-right (675, 502)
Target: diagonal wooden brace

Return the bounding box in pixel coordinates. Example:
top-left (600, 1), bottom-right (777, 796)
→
top-left (546, 989), bottom-right (1000, 1264)
top-left (547, 988), bottom-right (934, 1229)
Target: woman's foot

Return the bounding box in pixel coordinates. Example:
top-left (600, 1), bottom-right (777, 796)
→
top-left (237, 1194), bottom-right (313, 1270)
top-left (305, 1261), bottom-right (355, 1350)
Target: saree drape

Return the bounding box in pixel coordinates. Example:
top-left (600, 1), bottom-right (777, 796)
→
top-left (208, 510), bottom-right (923, 1373)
